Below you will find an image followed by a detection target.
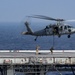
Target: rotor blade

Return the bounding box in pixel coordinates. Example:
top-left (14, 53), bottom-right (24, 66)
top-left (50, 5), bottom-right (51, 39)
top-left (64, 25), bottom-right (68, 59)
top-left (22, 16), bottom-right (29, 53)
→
top-left (34, 15), bottom-right (56, 20)
top-left (28, 15), bottom-right (57, 21)
top-left (28, 15), bottom-right (65, 21)
top-left (66, 20), bottom-right (75, 22)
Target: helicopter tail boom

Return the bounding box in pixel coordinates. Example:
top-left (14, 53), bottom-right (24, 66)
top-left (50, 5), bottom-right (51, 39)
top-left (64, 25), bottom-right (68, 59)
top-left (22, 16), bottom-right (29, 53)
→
top-left (24, 21), bottom-right (33, 35)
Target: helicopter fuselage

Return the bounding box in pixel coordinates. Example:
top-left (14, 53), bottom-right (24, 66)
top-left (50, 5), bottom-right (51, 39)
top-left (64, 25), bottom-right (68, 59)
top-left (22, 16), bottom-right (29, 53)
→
top-left (22, 15), bottom-right (75, 41)
top-left (22, 21), bottom-right (75, 41)
top-left (25, 24), bottom-right (75, 36)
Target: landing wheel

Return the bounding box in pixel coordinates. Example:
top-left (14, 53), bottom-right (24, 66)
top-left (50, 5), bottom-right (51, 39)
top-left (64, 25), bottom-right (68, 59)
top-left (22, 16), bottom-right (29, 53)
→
top-left (34, 39), bottom-right (37, 41)
top-left (58, 34), bottom-right (61, 38)
top-left (68, 35), bottom-right (70, 38)
top-left (34, 36), bottom-right (38, 41)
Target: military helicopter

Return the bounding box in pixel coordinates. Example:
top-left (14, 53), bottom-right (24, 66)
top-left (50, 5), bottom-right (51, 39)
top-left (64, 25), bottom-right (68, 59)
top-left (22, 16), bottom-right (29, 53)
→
top-left (22, 15), bottom-right (75, 41)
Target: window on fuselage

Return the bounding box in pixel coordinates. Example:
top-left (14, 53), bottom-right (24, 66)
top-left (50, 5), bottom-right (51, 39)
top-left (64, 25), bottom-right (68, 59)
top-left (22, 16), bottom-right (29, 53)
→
top-left (64, 26), bottom-right (67, 29)
top-left (68, 26), bottom-right (71, 28)
top-left (60, 26), bottom-right (63, 30)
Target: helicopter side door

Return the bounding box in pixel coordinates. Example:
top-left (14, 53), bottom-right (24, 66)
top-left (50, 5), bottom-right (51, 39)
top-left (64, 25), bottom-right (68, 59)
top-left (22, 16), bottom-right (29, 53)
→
top-left (45, 25), bottom-right (53, 35)
top-left (59, 25), bottom-right (63, 34)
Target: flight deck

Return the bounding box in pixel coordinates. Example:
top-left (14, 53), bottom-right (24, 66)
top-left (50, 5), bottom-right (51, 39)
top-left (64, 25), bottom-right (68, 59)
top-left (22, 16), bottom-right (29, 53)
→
top-left (0, 50), bottom-right (75, 75)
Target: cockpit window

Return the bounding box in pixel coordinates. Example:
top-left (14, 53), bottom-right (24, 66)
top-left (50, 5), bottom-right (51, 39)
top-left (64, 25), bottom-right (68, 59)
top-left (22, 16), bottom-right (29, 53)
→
top-left (68, 26), bottom-right (71, 28)
top-left (64, 26), bottom-right (67, 29)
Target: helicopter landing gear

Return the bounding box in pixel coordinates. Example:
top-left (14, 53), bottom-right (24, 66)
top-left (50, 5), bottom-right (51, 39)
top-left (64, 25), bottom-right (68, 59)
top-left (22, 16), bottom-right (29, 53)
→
top-left (68, 29), bottom-right (71, 38)
top-left (58, 34), bottom-right (61, 38)
top-left (34, 36), bottom-right (38, 41)
top-left (68, 34), bottom-right (71, 38)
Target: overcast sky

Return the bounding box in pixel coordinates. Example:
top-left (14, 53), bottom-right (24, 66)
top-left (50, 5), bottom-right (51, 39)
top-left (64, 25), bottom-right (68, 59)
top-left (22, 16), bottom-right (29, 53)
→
top-left (0, 0), bottom-right (75, 22)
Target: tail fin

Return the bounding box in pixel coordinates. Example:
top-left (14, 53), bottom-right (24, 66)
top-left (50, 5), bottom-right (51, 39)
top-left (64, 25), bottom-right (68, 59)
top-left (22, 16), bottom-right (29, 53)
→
top-left (25, 21), bottom-right (33, 34)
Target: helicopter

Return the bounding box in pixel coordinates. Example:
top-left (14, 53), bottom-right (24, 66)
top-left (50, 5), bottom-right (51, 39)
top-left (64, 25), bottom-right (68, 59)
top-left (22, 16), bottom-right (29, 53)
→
top-left (22, 15), bottom-right (75, 41)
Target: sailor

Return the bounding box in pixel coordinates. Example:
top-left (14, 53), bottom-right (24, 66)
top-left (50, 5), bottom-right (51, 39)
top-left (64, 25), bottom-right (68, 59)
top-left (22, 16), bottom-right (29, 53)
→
top-left (50, 47), bottom-right (54, 54)
top-left (36, 45), bottom-right (40, 55)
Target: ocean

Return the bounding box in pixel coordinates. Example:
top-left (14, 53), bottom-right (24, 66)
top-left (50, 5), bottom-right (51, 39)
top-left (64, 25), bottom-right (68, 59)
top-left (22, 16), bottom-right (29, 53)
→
top-left (0, 22), bottom-right (75, 75)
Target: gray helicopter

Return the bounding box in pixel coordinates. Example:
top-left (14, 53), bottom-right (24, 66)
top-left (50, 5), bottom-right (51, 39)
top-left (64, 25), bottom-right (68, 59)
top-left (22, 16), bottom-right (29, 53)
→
top-left (22, 15), bottom-right (75, 41)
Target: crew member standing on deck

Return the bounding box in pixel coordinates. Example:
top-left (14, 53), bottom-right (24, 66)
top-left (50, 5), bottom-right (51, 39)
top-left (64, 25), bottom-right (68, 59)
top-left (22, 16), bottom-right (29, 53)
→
top-left (50, 47), bottom-right (53, 54)
top-left (36, 45), bottom-right (40, 55)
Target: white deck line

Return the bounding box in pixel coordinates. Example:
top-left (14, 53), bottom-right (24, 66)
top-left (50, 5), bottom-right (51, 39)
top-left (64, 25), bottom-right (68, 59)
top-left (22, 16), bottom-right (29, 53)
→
top-left (0, 50), bottom-right (75, 53)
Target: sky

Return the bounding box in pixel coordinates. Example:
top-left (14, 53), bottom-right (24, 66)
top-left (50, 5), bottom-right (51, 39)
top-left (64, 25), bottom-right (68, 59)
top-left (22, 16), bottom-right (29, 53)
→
top-left (0, 0), bottom-right (75, 22)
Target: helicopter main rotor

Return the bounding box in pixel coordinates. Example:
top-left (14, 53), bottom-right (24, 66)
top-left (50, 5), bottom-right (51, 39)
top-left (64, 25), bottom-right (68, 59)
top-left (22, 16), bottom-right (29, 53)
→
top-left (27, 15), bottom-right (75, 23)
top-left (28, 15), bottom-right (65, 21)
